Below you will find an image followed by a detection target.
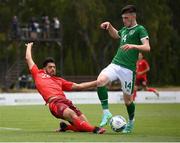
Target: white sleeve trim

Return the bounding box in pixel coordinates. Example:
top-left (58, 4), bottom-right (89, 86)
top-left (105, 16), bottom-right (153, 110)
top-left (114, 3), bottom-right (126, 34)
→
top-left (141, 36), bottom-right (149, 41)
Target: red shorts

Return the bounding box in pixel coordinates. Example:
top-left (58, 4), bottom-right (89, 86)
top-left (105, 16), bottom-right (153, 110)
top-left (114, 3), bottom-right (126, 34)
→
top-left (48, 98), bottom-right (82, 119)
top-left (136, 76), bottom-right (147, 86)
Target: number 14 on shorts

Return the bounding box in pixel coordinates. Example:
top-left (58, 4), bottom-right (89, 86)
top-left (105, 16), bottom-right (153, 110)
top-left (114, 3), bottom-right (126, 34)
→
top-left (125, 81), bottom-right (132, 92)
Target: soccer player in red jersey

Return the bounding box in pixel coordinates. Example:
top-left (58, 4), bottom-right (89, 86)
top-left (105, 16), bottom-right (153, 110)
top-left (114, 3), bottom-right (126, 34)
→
top-left (25, 42), bottom-right (105, 134)
top-left (133, 52), bottom-right (159, 100)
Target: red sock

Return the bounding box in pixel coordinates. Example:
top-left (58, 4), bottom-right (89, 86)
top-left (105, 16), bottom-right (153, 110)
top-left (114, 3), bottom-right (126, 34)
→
top-left (147, 88), bottom-right (156, 93)
top-left (133, 90), bottom-right (137, 101)
top-left (72, 117), bottom-right (95, 132)
top-left (65, 124), bottom-right (79, 132)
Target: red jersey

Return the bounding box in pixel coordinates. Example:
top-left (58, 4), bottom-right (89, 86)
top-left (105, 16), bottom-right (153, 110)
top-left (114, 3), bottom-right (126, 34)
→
top-left (136, 59), bottom-right (149, 79)
top-left (30, 64), bottom-right (73, 103)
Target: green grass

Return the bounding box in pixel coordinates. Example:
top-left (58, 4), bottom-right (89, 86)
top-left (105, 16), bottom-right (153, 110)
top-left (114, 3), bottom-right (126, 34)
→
top-left (0, 104), bottom-right (180, 142)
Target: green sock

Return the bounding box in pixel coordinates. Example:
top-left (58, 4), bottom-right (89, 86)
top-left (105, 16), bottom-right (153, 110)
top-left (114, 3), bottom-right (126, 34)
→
top-left (97, 86), bottom-right (109, 110)
top-left (126, 102), bottom-right (135, 121)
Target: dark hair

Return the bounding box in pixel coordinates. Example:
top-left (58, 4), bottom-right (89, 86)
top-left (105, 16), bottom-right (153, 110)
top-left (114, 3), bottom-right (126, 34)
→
top-left (121, 5), bottom-right (136, 15)
top-left (42, 57), bottom-right (55, 67)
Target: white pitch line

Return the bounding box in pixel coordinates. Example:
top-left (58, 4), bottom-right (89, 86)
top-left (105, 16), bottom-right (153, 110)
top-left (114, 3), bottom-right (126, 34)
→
top-left (0, 127), bottom-right (22, 131)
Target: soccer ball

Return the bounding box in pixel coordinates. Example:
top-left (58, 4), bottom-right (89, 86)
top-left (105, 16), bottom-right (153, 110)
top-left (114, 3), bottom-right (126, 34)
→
top-left (110, 115), bottom-right (127, 132)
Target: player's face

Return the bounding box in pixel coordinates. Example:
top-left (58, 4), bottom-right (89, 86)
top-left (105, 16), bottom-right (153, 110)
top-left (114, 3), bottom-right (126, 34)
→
top-left (138, 53), bottom-right (143, 60)
top-left (122, 13), bottom-right (136, 27)
top-left (44, 62), bottom-right (56, 76)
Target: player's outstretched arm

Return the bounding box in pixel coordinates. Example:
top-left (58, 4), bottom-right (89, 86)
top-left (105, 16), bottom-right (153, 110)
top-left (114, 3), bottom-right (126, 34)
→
top-left (25, 42), bottom-right (35, 70)
top-left (100, 22), bottom-right (120, 39)
top-left (72, 80), bottom-right (97, 90)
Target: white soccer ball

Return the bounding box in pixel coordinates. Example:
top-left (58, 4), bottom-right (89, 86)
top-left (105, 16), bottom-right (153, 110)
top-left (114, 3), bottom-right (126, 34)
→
top-left (110, 115), bottom-right (127, 132)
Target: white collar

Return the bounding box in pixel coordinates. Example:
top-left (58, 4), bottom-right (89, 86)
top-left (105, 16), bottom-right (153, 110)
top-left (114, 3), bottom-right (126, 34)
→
top-left (127, 24), bottom-right (138, 29)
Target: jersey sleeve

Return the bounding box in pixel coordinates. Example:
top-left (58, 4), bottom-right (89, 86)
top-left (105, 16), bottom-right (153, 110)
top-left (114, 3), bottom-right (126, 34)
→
top-left (30, 64), bottom-right (39, 79)
top-left (61, 78), bottom-right (73, 91)
top-left (118, 27), bottom-right (125, 37)
top-left (143, 59), bottom-right (149, 69)
top-left (139, 26), bottom-right (149, 40)
top-left (118, 30), bottom-right (121, 37)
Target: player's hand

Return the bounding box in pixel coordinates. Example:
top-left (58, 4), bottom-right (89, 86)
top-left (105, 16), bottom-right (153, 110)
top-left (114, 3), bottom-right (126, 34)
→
top-left (25, 42), bottom-right (33, 47)
top-left (100, 22), bottom-right (110, 30)
top-left (137, 71), bottom-right (143, 75)
top-left (121, 44), bottom-right (135, 51)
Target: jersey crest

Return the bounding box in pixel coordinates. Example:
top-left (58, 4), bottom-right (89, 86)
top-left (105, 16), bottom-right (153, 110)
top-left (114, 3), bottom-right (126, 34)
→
top-left (129, 29), bottom-right (135, 35)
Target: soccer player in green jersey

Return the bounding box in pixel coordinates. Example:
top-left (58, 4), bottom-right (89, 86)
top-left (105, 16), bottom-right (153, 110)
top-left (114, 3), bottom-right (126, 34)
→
top-left (97, 5), bottom-right (150, 133)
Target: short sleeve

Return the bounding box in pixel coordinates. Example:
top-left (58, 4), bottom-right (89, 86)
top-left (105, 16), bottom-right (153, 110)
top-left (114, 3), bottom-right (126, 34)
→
top-left (139, 26), bottom-right (149, 40)
top-left (118, 30), bottom-right (121, 37)
top-left (30, 64), bottom-right (39, 78)
top-left (118, 27), bottom-right (125, 37)
top-left (61, 78), bottom-right (73, 91)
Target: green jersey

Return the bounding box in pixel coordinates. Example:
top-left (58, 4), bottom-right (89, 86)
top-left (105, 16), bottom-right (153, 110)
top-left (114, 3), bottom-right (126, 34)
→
top-left (112, 24), bottom-right (149, 71)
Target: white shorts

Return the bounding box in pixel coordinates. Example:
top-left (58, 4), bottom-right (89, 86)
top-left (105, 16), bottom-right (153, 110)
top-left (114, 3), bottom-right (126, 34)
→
top-left (100, 63), bottom-right (135, 95)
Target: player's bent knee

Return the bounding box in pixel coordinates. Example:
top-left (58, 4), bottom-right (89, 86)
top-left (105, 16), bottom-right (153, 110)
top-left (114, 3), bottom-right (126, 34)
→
top-left (123, 94), bottom-right (133, 105)
top-left (125, 101), bottom-right (132, 106)
top-left (63, 108), bottom-right (77, 121)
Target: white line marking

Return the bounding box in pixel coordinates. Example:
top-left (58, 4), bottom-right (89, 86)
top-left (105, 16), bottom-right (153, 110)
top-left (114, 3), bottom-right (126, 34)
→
top-left (0, 127), bottom-right (22, 131)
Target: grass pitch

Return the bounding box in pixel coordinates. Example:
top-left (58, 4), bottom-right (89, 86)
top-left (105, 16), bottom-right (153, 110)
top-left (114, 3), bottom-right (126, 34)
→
top-left (0, 103), bottom-right (180, 142)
